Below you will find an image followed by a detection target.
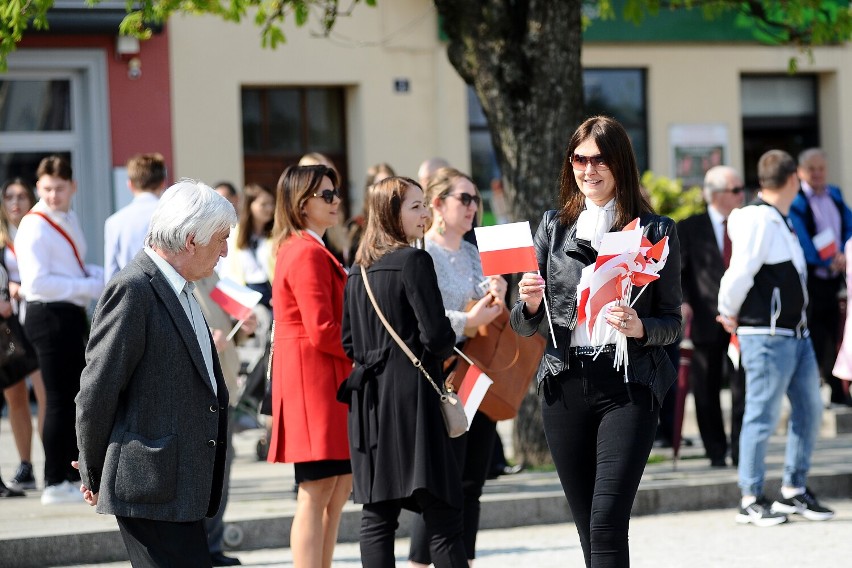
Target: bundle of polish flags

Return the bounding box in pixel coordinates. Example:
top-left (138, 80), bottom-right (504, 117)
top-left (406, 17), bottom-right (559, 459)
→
top-left (575, 218), bottom-right (670, 373)
top-left (209, 278), bottom-right (263, 339)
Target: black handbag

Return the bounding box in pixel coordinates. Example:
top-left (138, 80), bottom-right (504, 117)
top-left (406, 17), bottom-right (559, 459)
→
top-left (0, 317), bottom-right (37, 389)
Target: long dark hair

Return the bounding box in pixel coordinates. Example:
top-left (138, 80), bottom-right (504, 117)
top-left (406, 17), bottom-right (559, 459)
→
top-left (557, 116), bottom-right (651, 229)
top-left (355, 177), bottom-right (422, 267)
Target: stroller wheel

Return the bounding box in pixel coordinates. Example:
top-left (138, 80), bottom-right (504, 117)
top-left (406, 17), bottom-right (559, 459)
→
top-left (223, 523), bottom-right (244, 548)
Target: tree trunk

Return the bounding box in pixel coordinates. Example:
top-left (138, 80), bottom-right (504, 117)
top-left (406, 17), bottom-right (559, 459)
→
top-left (434, 0), bottom-right (585, 466)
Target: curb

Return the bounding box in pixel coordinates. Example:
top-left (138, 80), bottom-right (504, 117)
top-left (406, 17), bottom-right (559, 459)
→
top-left (3, 470), bottom-right (851, 567)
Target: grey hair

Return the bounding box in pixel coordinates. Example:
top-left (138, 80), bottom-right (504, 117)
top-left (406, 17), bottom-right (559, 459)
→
top-left (146, 178), bottom-right (238, 253)
top-left (798, 147), bottom-right (825, 165)
top-left (702, 165), bottom-right (739, 203)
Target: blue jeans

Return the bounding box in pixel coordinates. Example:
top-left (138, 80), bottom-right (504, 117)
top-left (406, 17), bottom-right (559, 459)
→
top-left (737, 334), bottom-right (823, 497)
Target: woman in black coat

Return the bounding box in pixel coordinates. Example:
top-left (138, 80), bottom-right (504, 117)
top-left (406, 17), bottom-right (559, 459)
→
top-left (340, 176), bottom-right (467, 567)
top-left (511, 116), bottom-right (682, 568)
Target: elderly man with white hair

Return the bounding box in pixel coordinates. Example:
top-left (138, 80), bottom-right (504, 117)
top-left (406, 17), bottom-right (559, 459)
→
top-left (75, 179), bottom-right (237, 567)
top-left (677, 165), bottom-right (746, 468)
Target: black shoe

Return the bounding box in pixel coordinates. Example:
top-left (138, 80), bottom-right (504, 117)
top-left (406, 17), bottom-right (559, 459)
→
top-left (736, 496), bottom-right (787, 527)
top-left (0, 478), bottom-right (25, 498)
top-left (210, 552), bottom-right (241, 566)
top-left (710, 457), bottom-right (728, 468)
top-left (9, 461), bottom-right (36, 491)
top-left (772, 488), bottom-right (835, 521)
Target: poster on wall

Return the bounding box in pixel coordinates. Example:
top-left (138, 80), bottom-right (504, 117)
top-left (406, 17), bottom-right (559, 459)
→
top-left (669, 124), bottom-right (728, 189)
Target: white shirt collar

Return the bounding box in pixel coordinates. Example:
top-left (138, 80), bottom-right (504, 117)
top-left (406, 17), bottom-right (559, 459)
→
top-left (144, 247), bottom-right (189, 297)
top-left (576, 197), bottom-right (616, 250)
top-left (304, 229), bottom-right (325, 246)
top-left (707, 204), bottom-right (726, 226)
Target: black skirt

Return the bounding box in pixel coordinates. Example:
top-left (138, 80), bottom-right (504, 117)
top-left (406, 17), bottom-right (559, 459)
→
top-left (293, 459), bottom-right (352, 483)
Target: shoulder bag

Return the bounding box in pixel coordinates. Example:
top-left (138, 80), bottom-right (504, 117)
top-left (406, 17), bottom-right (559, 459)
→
top-left (449, 300), bottom-right (546, 421)
top-left (360, 265), bottom-right (468, 438)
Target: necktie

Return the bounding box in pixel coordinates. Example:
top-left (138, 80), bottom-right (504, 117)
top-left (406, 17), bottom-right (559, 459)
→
top-left (182, 282), bottom-right (217, 395)
top-left (722, 219), bottom-right (732, 269)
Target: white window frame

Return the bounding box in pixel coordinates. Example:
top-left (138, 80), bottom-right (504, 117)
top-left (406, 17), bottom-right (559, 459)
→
top-left (2, 49), bottom-right (112, 265)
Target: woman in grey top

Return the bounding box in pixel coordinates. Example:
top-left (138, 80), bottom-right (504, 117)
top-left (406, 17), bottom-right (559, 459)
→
top-left (408, 167), bottom-right (507, 566)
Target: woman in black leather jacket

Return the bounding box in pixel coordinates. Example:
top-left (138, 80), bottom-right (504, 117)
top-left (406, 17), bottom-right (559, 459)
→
top-left (510, 116), bottom-right (681, 568)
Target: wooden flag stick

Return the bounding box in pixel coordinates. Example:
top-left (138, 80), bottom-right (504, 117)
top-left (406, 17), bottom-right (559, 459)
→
top-left (538, 270), bottom-right (558, 348)
top-left (225, 319), bottom-right (245, 341)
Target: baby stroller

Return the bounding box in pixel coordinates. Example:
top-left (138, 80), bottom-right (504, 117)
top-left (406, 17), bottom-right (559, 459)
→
top-left (232, 304), bottom-right (273, 459)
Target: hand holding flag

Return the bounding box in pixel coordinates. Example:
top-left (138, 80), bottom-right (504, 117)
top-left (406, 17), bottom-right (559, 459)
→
top-left (474, 222), bottom-right (557, 347)
top-left (209, 278), bottom-right (263, 340)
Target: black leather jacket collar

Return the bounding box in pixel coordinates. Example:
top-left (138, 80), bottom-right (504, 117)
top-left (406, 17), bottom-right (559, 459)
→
top-left (510, 209), bottom-right (683, 405)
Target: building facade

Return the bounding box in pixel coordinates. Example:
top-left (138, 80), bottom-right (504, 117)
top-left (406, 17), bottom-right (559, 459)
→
top-left (2, 1), bottom-right (851, 263)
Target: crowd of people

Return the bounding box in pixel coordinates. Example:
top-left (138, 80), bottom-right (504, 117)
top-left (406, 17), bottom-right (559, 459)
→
top-left (1, 114), bottom-right (850, 567)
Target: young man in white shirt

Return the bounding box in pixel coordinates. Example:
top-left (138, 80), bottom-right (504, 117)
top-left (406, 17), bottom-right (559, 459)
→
top-left (16, 155), bottom-right (104, 505)
top-left (103, 153), bottom-right (167, 283)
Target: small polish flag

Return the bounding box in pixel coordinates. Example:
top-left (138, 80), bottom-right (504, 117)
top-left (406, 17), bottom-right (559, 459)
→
top-left (474, 222), bottom-right (539, 276)
top-left (456, 364), bottom-right (493, 428)
top-left (813, 228), bottom-right (837, 261)
top-left (209, 278), bottom-right (263, 322)
top-left (727, 334), bottom-right (740, 370)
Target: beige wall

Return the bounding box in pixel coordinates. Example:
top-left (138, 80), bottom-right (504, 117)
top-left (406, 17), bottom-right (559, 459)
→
top-left (168, 1), bottom-right (469, 213)
top-left (169, 4), bottom-right (852, 205)
top-left (584, 43), bottom-right (852, 193)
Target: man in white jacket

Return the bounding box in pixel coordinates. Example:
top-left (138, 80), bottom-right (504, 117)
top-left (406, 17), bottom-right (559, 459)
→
top-left (718, 149), bottom-right (833, 527)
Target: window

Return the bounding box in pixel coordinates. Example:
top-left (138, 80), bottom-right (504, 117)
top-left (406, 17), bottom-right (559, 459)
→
top-left (241, 86), bottom-right (347, 204)
top-left (740, 75), bottom-right (819, 189)
top-left (0, 50), bottom-right (111, 264)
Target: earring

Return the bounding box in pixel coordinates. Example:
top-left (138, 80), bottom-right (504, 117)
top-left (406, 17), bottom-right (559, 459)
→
top-left (437, 216), bottom-right (446, 236)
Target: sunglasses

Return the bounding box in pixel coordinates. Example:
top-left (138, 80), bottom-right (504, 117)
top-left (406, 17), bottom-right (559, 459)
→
top-left (571, 153), bottom-right (610, 171)
top-left (724, 186), bottom-right (745, 194)
top-left (311, 188), bottom-right (341, 204)
top-left (446, 193), bottom-right (481, 207)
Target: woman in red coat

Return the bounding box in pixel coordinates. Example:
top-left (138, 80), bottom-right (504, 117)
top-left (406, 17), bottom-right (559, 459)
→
top-left (269, 165), bottom-right (352, 568)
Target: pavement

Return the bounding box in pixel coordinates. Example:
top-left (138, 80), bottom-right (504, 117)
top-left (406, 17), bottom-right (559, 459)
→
top-left (2, 394), bottom-right (852, 568)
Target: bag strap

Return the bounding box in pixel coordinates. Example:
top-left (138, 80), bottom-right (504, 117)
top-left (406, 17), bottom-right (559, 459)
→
top-left (28, 211), bottom-right (89, 277)
top-left (265, 320), bottom-right (276, 384)
top-left (360, 265), bottom-right (449, 398)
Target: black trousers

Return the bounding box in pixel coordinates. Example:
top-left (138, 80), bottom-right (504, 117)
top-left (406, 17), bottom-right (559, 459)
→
top-left (408, 411), bottom-right (498, 562)
top-left (24, 302), bottom-right (87, 486)
top-left (690, 339), bottom-right (746, 464)
top-left (808, 276), bottom-right (847, 403)
top-left (542, 354), bottom-right (659, 568)
top-left (117, 516), bottom-right (212, 567)
top-left (360, 490), bottom-right (466, 568)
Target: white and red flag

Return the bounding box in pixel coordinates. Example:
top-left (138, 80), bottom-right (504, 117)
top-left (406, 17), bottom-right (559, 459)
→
top-left (209, 278), bottom-right (263, 322)
top-left (456, 363), bottom-right (493, 428)
top-left (474, 222), bottom-right (539, 276)
top-left (813, 228), bottom-right (837, 261)
top-left (727, 334), bottom-right (740, 370)
top-left (574, 218), bottom-right (670, 373)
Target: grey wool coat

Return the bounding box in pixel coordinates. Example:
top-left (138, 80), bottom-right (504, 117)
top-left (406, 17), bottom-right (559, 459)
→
top-left (76, 251), bottom-right (229, 522)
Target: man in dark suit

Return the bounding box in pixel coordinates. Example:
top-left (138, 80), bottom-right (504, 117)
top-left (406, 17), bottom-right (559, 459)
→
top-left (75, 179), bottom-right (237, 567)
top-left (678, 165), bottom-right (746, 467)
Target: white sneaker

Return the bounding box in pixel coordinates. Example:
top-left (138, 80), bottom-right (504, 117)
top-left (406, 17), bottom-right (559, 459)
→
top-left (41, 480), bottom-right (85, 505)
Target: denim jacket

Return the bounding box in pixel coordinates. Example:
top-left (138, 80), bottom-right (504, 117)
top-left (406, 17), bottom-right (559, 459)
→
top-left (510, 209), bottom-right (682, 405)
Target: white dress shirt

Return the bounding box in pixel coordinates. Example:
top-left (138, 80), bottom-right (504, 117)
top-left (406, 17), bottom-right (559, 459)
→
top-left (16, 202), bottom-right (104, 307)
top-left (143, 247), bottom-right (217, 394)
top-left (103, 192), bottom-right (160, 283)
top-left (707, 205), bottom-right (727, 254)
